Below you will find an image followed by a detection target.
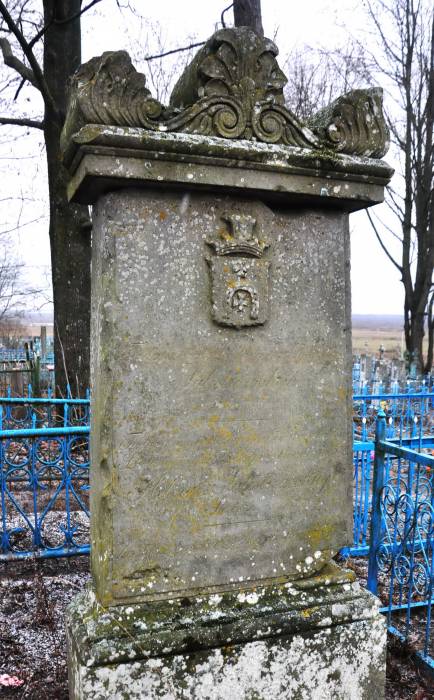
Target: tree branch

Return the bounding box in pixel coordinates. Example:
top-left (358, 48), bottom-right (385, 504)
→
top-left (0, 1), bottom-right (60, 121)
top-left (366, 210), bottom-right (403, 274)
top-left (144, 40), bottom-right (206, 62)
top-left (13, 76), bottom-right (25, 100)
top-left (0, 37), bottom-right (36, 87)
top-left (28, 0), bottom-right (105, 50)
top-left (0, 116), bottom-right (43, 129)
top-left (221, 2), bottom-right (234, 28)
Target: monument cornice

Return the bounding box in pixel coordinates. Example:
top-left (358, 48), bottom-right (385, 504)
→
top-left (64, 125), bottom-right (393, 210)
top-left (61, 26), bottom-right (393, 210)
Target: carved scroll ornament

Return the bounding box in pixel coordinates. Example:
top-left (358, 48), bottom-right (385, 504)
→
top-left (62, 28), bottom-right (390, 159)
top-left (308, 88), bottom-right (390, 158)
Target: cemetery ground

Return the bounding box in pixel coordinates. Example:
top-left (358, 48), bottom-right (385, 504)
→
top-left (352, 315), bottom-right (426, 359)
top-left (0, 555), bottom-right (432, 699)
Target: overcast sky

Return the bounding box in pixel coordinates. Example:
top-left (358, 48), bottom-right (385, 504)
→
top-left (0, 0), bottom-right (404, 316)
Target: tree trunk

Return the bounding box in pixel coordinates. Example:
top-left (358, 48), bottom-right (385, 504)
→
top-left (43, 0), bottom-right (91, 397)
top-left (425, 293), bottom-right (434, 374)
top-left (411, 311), bottom-right (426, 374)
top-left (233, 0), bottom-right (264, 36)
top-left (404, 300), bottom-right (427, 376)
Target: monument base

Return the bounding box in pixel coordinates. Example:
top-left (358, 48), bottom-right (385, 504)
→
top-left (67, 563), bottom-right (386, 699)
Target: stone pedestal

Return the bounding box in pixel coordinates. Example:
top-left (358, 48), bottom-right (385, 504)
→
top-left (67, 564), bottom-right (385, 700)
top-left (62, 28), bottom-right (392, 699)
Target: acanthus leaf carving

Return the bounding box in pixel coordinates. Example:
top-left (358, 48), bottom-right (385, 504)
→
top-left (308, 88), bottom-right (390, 158)
top-left (165, 95), bottom-right (247, 140)
top-left (251, 101), bottom-right (319, 147)
top-left (170, 28), bottom-right (288, 110)
top-left (61, 50), bottom-right (164, 151)
top-left (62, 30), bottom-right (390, 160)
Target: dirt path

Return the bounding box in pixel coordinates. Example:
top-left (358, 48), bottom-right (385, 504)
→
top-left (0, 557), bottom-right (433, 699)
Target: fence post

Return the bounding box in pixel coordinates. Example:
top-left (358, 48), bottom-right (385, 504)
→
top-left (367, 409), bottom-right (387, 595)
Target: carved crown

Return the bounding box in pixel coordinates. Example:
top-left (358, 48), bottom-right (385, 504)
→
top-left (207, 214), bottom-right (269, 258)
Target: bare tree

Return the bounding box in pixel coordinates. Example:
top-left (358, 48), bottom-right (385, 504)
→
top-left (0, 0), bottom-right (96, 396)
top-left (0, 228), bottom-right (40, 324)
top-left (362, 0), bottom-right (434, 374)
top-left (283, 0), bottom-right (433, 375)
top-left (283, 44), bottom-right (370, 121)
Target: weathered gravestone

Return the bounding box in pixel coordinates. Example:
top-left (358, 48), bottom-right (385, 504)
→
top-left (62, 27), bottom-right (393, 699)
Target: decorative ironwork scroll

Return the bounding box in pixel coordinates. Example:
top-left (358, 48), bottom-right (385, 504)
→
top-left (367, 418), bottom-right (434, 664)
top-left (0, 427), bottom-right (90, 560)
top-left (376, 473), bottom-right (434, 599)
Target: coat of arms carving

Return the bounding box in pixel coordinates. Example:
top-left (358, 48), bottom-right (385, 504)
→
top-left (206, 214), bottom-right (270, 328)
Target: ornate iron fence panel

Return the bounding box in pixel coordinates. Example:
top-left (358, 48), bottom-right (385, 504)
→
top-left (0, 395), bottom-right (90, 430)
top-left (0, 426), bottom-right (90, 560)
top-left (345, 390), bottom-right (434, 557)
top-left (353, 388), bottom-right (434, 443)
top-left (0, 388), bottom-right (432, 562)
top-left (352, 440), bottom-right (374, 555)
top-left (367, 412), bottom-right (434, 672)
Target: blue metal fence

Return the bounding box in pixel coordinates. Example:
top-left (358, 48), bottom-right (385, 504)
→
top-left (348, 388), bottom-right (434, 556)
top-left (0, 350), bottom-right (54, 362)
top-left (0, 387), bottom-right (433, 568)
top-left (0, 425), bottom-right (89, 560)
top-left (367, 411), bottom-right (434, 672)
top-left (0, 395), bottom-right (90, 430)
top-left (352, 378), bottom-right (434, 395)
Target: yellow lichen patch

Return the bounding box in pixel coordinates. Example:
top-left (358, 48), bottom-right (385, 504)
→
top-left (218, 227), bottom-right (232, 241)
top-left (207, 415), bottom-right (233, 440)
top-left (182, 485), bottom-right (202, 500)
top-left (307, 523), bottom-right (334, 549)
top-left (210, 497), bottom-right (225, 515)
top-left (217, 425), bottom-right (233, 440)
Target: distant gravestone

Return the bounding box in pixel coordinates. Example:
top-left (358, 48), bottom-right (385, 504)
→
top-left (40, 326), bottom-right (47, 362)
top-left (62, 28), bottom-right (393, 699)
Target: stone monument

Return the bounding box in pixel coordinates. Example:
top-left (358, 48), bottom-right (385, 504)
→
top-left (62, 27), bottom-right (393, 699)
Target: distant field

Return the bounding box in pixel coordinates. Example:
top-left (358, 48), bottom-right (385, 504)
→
top-left (352, 314), bottom-right (404, 358)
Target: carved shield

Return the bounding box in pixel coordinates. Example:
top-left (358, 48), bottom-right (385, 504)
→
top-left (208, 257), bottom-right (270, 328)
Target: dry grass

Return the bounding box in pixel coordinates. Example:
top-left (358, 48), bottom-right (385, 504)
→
top-left (351, 315), bottom-right (428, 359)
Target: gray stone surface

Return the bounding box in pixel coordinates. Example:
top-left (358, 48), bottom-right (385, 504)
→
top-left (66, 565), bottom-right (386, 699)
top-left (90, 186), bottom-right (353, 605)
top-left (63, 127), bottom-right (393, 209)
top-left (63, 29), bottom-right (393, 697)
